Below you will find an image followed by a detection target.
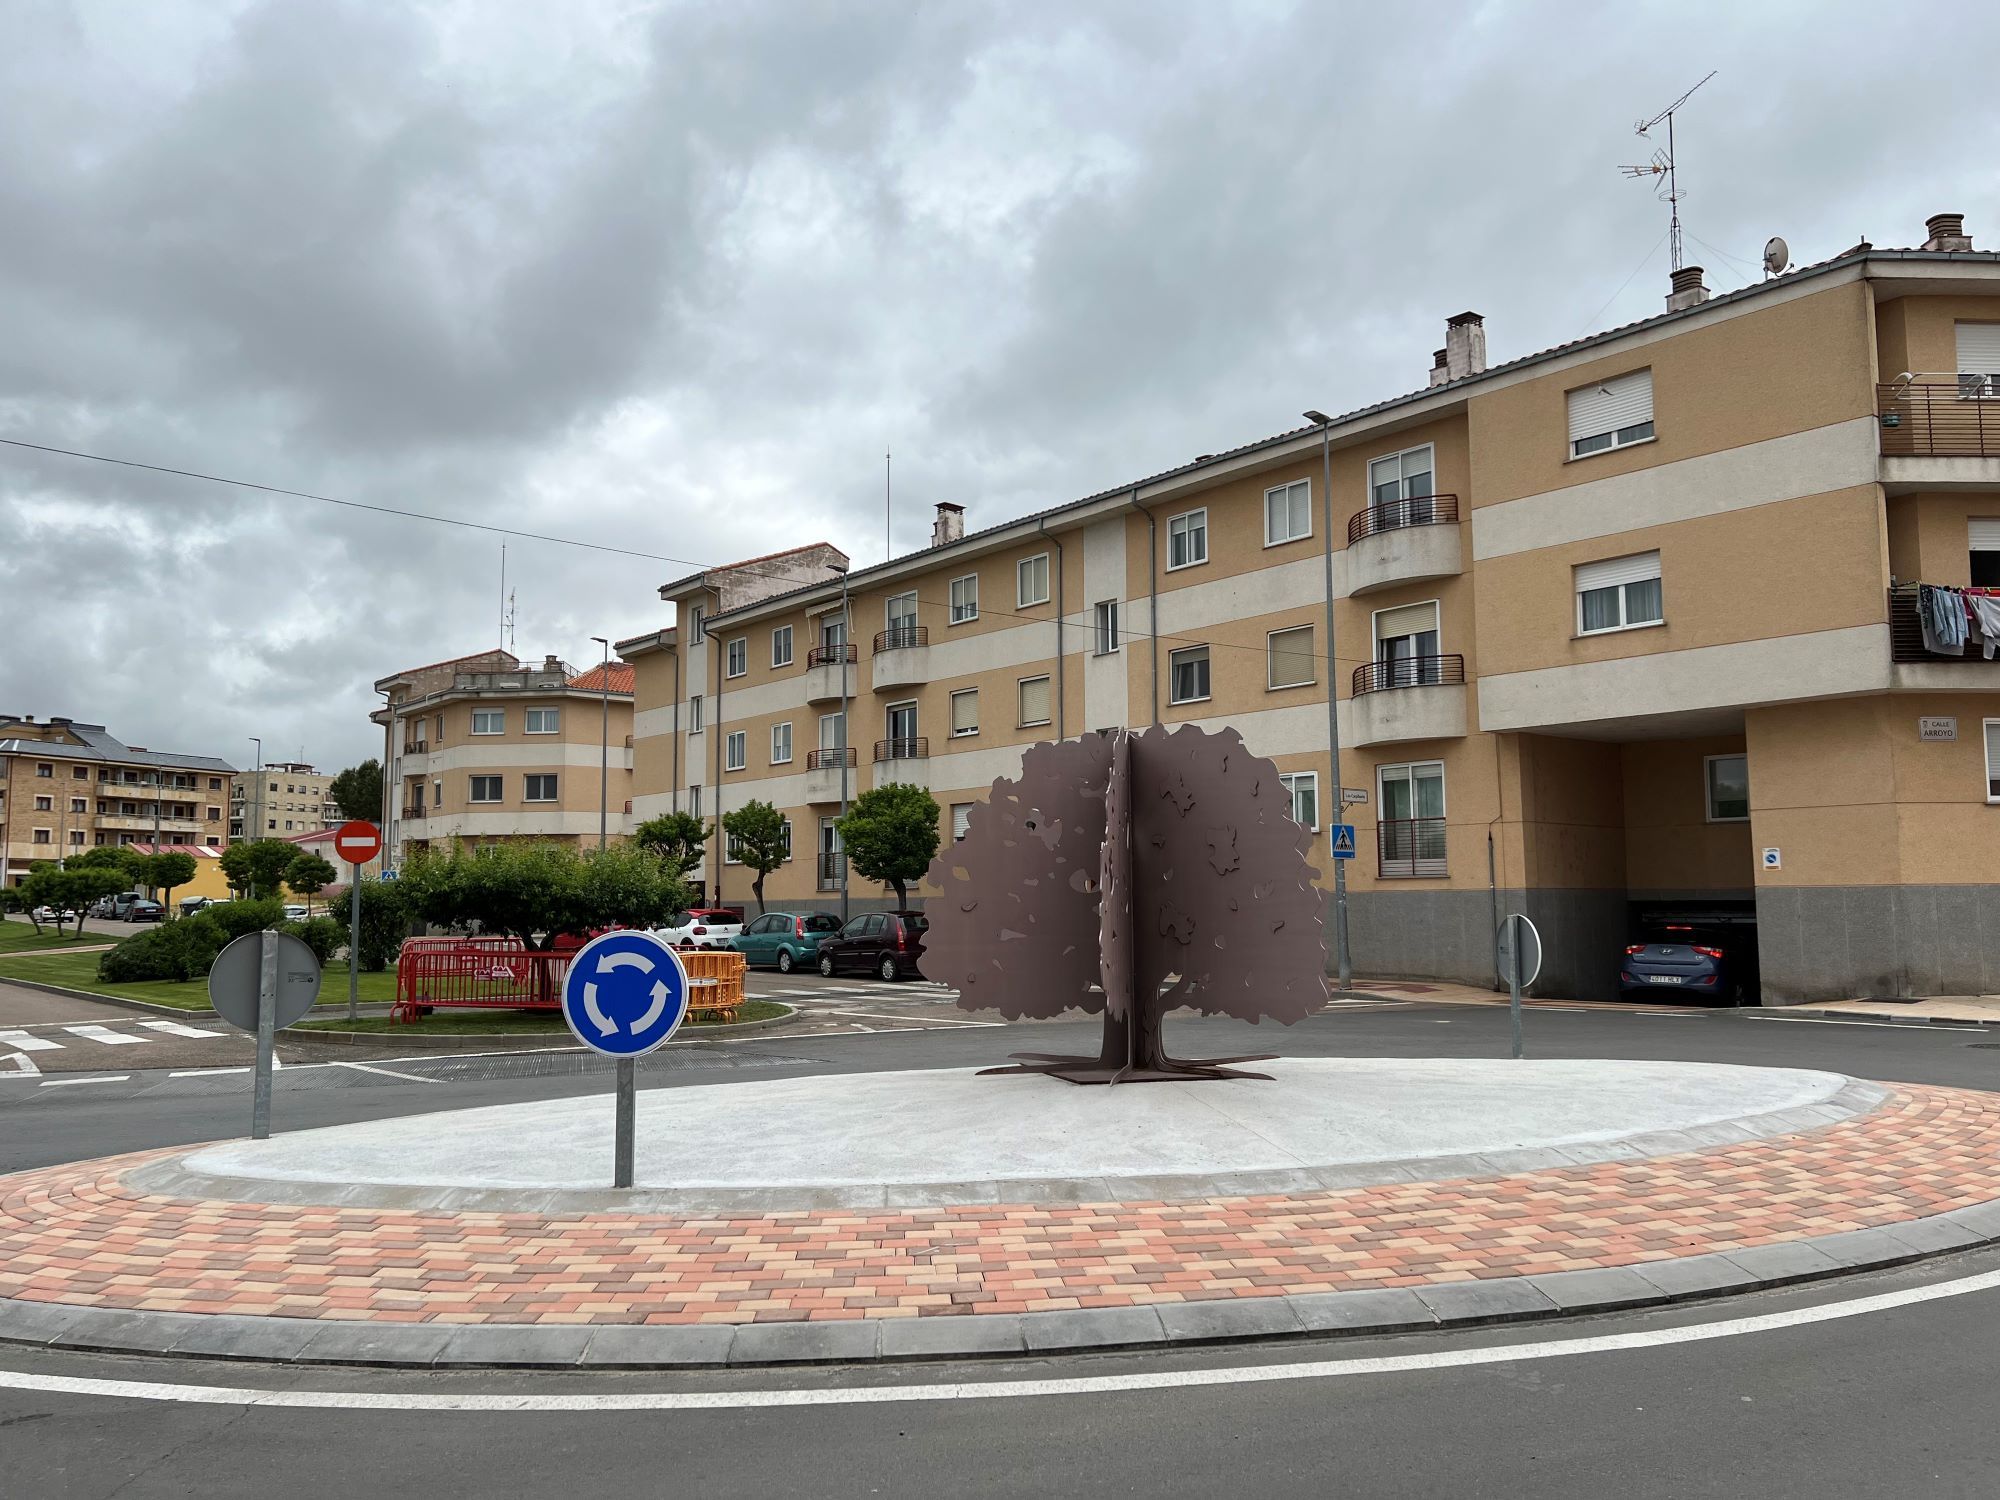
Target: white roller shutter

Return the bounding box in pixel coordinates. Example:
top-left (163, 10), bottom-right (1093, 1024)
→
top-left (1956, 323), bottom-right (2000, 375)
top-left (1969, 519), bottom-right (2000, 552)
top-left (1373, 601), bottom-right (1439, 640)
top-left (1986, 722), bottom-right (2000, 797)
top-left (1567, 369), bottom-right (1654, 443)
top-left (1018, 676), bottom-right (1051, 725)
top-left (1575, 551), bottom-right (1662, 592)
top-left (951, 803), bottom-right (973, 841)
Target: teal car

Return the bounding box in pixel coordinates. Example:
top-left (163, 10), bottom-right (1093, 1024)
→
top-left (731, 911), bottom-right (844, 974)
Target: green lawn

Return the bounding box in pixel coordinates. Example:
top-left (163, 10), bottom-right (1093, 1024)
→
top-left (0, 922), bottom-right (112, 955)
top-left (0, 951), bottom-right (399, 1011)
top-left (295, 998), bottom-right (790, 1036)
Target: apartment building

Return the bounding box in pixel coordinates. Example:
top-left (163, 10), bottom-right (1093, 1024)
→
top-left (228, 762), bottom-right (337, 841)
top-left (619, 210), bottom-right (2000, 1004)
top-left (0, 716), bottom-right (235, 886)
top-left (369, 651), bottom-right (636, 870)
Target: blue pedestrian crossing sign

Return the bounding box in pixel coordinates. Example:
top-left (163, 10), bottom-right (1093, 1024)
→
top-left (1329, 823), bottom-right (1358, 859)
top-left (560, 929), bottom-right (691, 1058)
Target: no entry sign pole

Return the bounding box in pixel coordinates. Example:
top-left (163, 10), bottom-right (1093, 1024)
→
top-left (331, 821), bottom-right (384, 1024)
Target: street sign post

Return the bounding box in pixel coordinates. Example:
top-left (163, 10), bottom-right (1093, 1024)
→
top-left (559, 929), bottom-right (692, 1188)
top-left (210, 929), bottom-right (322, 1140)
top-left (1494, 913), bottom-right (1543, 1061)
top-left (1328, 824), bottom-right (1357, 860)
top-left (332, 821), bottom-right (382, 1022)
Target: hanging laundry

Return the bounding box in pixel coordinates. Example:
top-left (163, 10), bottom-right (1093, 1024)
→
top-left (1921, 584), bottom-right (1968, 655)
top-left (1970, 594), bottom-right (2000, 660)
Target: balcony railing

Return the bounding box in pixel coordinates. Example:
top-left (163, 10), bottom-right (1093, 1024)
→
top-left (874, 625), bottom-right (928, 652)
top-left (806, 746), bottom-right (858, 769)
top-left (806, 643), bottom-right (857, 667)
top-left (818, 851), bottom-right (846, 890)
top-left (874, 736), bottom-right (928, 763)
top-left (1888, 584), bottom-right (2000, 663)
top-left (1877, 381), bottom-right (2000, 457)
top-left (1347, 493), bottom-right (1460, 544)
top-left (401, 805), bottom-right (425, 821)
top-left (1353, 654), bottom-right (1466, 695)
top-left (1378, 817), bottom-right (1448, 878)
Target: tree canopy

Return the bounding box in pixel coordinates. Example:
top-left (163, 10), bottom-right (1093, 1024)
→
top-left (219, 838), bottom-right (299, 899)
top-left (633, 810), bottom-right (710, 876)
top-left (21, 865), bottom-right (127, 936)
top-left (144, 851), bottom-right (199, 910)
top-left (720, 800), bottom-right (789, 914)
top-left (286, 851), bottom-right (339, 910)
top-left (326, 760), bottom-right (384, 823)
top-left (72, 846), bottom-right (148, 882)
top-left (837, 782), bottom-right (941, 908)
top-left (401, 840), bottom-right (687, 950)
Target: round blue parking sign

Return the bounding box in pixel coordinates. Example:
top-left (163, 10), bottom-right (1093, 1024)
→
top-left (560, 929), bottom-right (691, 1058)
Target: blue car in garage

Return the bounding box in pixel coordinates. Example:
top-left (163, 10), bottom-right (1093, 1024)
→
top-left (1620, 912), bottom-right (1758, 1005)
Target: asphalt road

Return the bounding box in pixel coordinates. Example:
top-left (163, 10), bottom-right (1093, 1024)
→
top-left (3, 999), bottom-right (1999, 1498)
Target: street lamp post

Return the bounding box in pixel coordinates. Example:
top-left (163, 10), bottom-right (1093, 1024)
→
top-left (590, 637), bottom-right (611, 850)
top-left (248, 738), bottom-right (262, 899)
top-left (1304, 410), bottom-right (1353, 993)
top-left (835, 561), bottom-right (852, 923)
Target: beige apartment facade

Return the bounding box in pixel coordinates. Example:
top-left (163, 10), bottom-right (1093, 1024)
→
top-left (369, 652), bottom-right (636, 870)
top-left (621, 211), bottom-right (2000, 1003)
top-left (0, 716), bottom-right (235, 886)
top-left (229, 762), bottom-right (337, 842)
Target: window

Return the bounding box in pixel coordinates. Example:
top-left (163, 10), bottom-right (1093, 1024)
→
top-left (33, 796), bottom-right (50, 812)
top-left (726, 825), bottom-right (789, 863)
top-left (820, 615), bottom-right (847, 651)
top-left (1167, 509), bottom-right (1208, 570)
top-left (35, 763), bottom-right (50, 777)
top-left (1170, 646), bottom-right (1211, 704)
top-left (819, 712), bottom-right (846, 753)
top-left (1567, 368), bottom-right (1654, 457)
top-left (209, 777), bottom-right (221, 790)
top-left (433, 780), bottom-right (443, 807)
top-left (69, 798), bottom-right (85, 814)
top-left (1367, 445), bottom-right (1436, 523)
top-left (472, 709), bottom-right (504, 735)
top-left (207, 806), bottom-right (220, 821)
top-left (885, 701), bottom-right (918, 755)
top-left (950, 575), bottom-right (979, 624)
top-left (1955, 322), bottom-right (2000, 398)
top-left (951, 803), bottom-right (973, 841)
top-left (772, 625), bottom-right (794, 667)
top-left (688, 695), bottom-right (704, 734)
top-left (725, 731), bottom-right (747, 771)
top-left (267, 820), bottom-right (276, 831)
top-left (687, 605), bottom-right (704, 643)
top-left (523, 774), bottom-right (557, 802)
top-left (284, 820), bottom-right (294, 832)
top-left (74, 766), bottom-right (89, 780)
top-left (469, 776), bottom-right (502, 803)
top-left (69, 829), bottom-right (85, 846)
top-left (525, 708), bottom-right (560, 734)
top-left (1378, 761), bottom-right (1447, 877)
top-left (1017, 553), bottom-right (1050, 607)
top-left (884, 592), bottom-right (919, 647)
top-left (1986, 721), bottom-right (2000, 802)
top-left (690, 785), bottom-right (702, 818)
top-left (1264, 480), bottom-right (1311, 546)
top-left (1576, 551), bottom-right (1664, 634)
top-left (32, 829), bottom-right (49, 844)
top-left (950, 688), bottom-right (979, 737)
top-left (1094, 600), bottom-right (1120, 655)
top-left (1373, 601), bottom-right (1442, 686)
top-left (1279, 772), bottom-right (1318, 831)
top-left (771, 721), bottom-right (793, 765)
top-left (1705, 754), bottom-right (1749, 822)
top-left (726, 637), bottom-right (747, 678)
top-left (1018, 675), bottom-right (1052, 727)
top-left (1971, 519), bottom-right (2000, 588)
top-left (1267, 625), bottom-right (1315, 689)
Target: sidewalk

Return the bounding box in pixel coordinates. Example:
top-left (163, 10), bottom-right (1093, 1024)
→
top-left (1793, 996), bottom-right (2000, 1027)
top-left (1357, 977), bottom-right (2000, 1028)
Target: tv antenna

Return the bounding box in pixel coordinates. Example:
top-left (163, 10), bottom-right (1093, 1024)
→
top-left (1620, 71), bottom-right (1716, 273)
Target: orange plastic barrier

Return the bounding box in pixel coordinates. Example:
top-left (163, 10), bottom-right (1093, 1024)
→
top-left (392, 936), bottom-right (745, 1026)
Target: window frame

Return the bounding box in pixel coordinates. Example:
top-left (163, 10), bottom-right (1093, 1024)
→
top-left (1094, 600), bottom-right (1120, 656)
top-left (1263, 479), bottom-right (1312, 547)
top-left (725, 730), bottom-right (748, 772)
top-left (1574, 551), bottom-right (1665, 637)
top-left (771, 625), bottom-right (794, 668)
top-left (949, 687), bottom-right (980, 738)
top-left (1986, 719), bottom-right (2000, 804)
top-left (1278, 771), bottom-right (1319, 832)
top-left (687, 695), bottom-right (703, 734)
top-left (725, 637), bottom-right (748, 679)
top-left (770, 721), bottom-right (793, 766)
top-left (1366, 444), bottom-right (1437, 508)
top-left (524, 707), bottom-right (560, 735)
top-left (686, 605), bottom-right (704, 643)
top-left (950, 802), bottom-right (973, 841)
top-left (1704, 753), bottom-right (1750, 824)
top-left (1566, 369), bottom-right (1656, 460)
top-left (1017, 674), bottom-right (1053, 729)
top-left (949, 574), bottom-right (980, 625)
top-left (470, 709), bottom-right (504, 736)
top-left (523, 773), bottom-right (558, 804)
top-left (1266, 624), bottom-right (1316, 690)
top-left (468, 775), bottom-right (503, 804)
top-left (1166, 508), bottom-right (1208, 571)
top-left (1168, 644), bottom-right (1212, 705)
top-left (1017, 553), bottom-right (1051, 608)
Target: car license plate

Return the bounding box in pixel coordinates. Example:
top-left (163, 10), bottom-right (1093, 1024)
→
top-left (1652, 975), bottom-right (1684, 984)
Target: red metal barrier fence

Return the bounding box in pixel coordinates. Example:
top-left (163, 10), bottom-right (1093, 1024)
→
top-left (392, 936), bottom-right (746, 1026)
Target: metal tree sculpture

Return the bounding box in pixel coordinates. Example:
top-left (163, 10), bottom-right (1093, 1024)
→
top-left (919, 723), bottom-right (1328, 1083)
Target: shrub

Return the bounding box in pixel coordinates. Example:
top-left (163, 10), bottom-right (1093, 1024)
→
top-left (98, 914), bottom-right (227, 983)
top-left (352, 880), bottom-right (413, 972)
top-left (205, 898), bottom-right (284, 942)
top-left (283, 916), bottom-right (344, 965)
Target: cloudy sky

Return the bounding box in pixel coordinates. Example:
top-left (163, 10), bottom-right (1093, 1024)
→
top-left (4, 1), bottom-right (1996, 774)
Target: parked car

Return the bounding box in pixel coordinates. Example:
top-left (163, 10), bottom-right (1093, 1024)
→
top-left (1620, 913), bottom-right (1758, 1004)
top-left (110, 891), bottom-right (146, 920)
top-left (282, 904), bottom-right (310, 922)
top-left (651, 907), bottom-right (745, 951)
top-left (32, 905), bottom-right (78, 928)
top-left (816, 910), bottom-right (929, 982)
top-left (731, 911), bottom-right (843, 974)
top-left (125, 899), bottom-right (165, 924)
top-left (88, 896), bottom-right (116, 919)
top-left (179, 896), bottom-right (216, 915)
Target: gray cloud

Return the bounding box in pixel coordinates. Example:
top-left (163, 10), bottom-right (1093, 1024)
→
top-left (4, 0), bottom-right (1997, 774)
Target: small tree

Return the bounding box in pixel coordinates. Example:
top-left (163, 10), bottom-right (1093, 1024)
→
top-left (22, 866), bottom-right (126, 938)
top-left (720, 801), bottom-right (789, 914)
top-left (220, 838), bottom-right (298, 900)
top-left (74, 846), bottom-right (148, 885)
top-left (402, 840), bottom-right (687, 951)
top-left (286, 852), bottom-right (338, 914)
top-left (837, 783), bottom-right (940, 909)
top-left (327, 759), bottom-right (384, 823)
top-left (634, 811), bottom-right (710, 878)
top-left (350, 879), bottom-right (412, 971)
top-left (144, 852), bottom-right (199, 914)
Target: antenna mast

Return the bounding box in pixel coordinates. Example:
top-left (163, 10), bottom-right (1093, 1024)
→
top-left (1620, 70), bottom-right (1716, 273)
top-left (499, 543), bottom-right (507, 654)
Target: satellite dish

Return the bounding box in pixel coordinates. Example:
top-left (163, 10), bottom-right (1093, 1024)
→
top-left (1763, 236), bottom-right (1791, 277)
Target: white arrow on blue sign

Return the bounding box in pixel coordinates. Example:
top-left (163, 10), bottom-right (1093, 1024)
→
top-left (560, 929), bottom-right (692, 1058)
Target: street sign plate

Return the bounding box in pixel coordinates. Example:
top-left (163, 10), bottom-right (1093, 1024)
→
top-left (1339, 788), bottom-right (1370, 806)
top-left (1495, 913), bottom-right (1543, 990)
top-left (1919, 716), bottom-right (1957, 742)
top-left (560, 929), bottom-right (691, 1058)
top-left (333, 820), bottom-right (383, 865)
top-left (209, 931), bottom-right (322, 1032)
top-left (1328, 824), bottom-right (1357, 859)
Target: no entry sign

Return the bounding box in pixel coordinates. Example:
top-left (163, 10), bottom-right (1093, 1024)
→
top-left (333, 820), bottom-right (383, 866)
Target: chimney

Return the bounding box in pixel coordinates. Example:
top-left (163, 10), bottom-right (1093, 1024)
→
top-left (1666, 265), bottom-right (1710, 312)
top-left (1923, 212), bottom-right (1972, 252)
top-left (1427, 348), bottom-right (1450, 388)
top-left (1444, 313), bottom-right (1486, 381)
top-left (542, 654), bottom-right (561, 672)
top-left (931, 502), bottom-right (964, 548)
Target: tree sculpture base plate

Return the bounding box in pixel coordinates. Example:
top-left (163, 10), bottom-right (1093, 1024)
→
top-left (979, 1051), bottom-right (1279, 1085)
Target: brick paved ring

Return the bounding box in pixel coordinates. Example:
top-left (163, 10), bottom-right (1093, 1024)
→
top-left (3, 1067), bottom-right (2000, 1368)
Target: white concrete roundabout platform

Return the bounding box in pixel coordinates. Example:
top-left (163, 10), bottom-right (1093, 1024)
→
top-left (155, 1057), bottom-right (1880, 1215)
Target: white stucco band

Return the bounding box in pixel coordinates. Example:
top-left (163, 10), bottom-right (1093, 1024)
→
top-left (1477, 623), bottom-right (1893, 732)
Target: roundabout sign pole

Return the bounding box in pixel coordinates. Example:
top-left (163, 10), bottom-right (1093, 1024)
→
top-left (560, 929), bottom-right (692, 1188)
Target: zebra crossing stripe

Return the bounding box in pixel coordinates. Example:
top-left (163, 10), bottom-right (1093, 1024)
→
top-left (0, 1030), bottom-right (63, 1053)
top-left (63, 1025), bottom-right (145, 1046)
top-left (1, 1053), bottom-right (39, 1078)
top-left (138, 1020), bottom-right (224, 1038)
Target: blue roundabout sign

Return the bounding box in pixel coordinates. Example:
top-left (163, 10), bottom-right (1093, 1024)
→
top-left (560, 929), bottom-right (691, 1058)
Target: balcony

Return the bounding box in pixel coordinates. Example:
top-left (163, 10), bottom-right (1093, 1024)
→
top-left (1378, 818), bottom-right (1448, 879)
top-left (401, 805), bottom-right (425, 821)
top-left (1877, 381), bottom-right (2000, 458)
top-left (871, 736), bottom-right (929, 788)
top-left (803, 746), bottom-right (858, 805)
top-left (805, 642), bottom-right (857, 705)
top-left (1347, 656), bottom-right (1468, 748)
top-left (96, 814), bottom-right (203, 835)
top-left (871, 625), bottom-right (930, 691)
top-left (1344, 495), bottom-right (1463, 596)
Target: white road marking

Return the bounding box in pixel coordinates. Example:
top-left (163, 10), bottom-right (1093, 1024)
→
top-left (0, 1053), bottom-right (39, 1079)
top-left (138, 1020), bottom-right (223, 1038)
top-left (37, 1075), bottom-right (129, 1088)
top-left (335, 1060), bottom-right (440, 1084)
top-left (1738, 1014), bottom-right (1987, 1033)
top-left (3, 1266), bottom-right (1998, 1412)
top-left (0, 1029), bottom-right (63, 1053)
top-left (821, 1009), bottom-right (1001, 1028)
top-left (169, 1067), bottom-right (250, 1078)
top-left (62, 1025), bottom-right (144, 1046)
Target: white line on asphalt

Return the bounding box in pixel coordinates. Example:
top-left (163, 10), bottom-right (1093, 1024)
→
top-left (1737, 1014), bottom-right (1987, 1033)
top-left (168, 1067), bottom-right (250, 1078)
top-left (0, 1053), bottom-right (39, 1079)
top-left (4, 1266), bottom-right (2000, 1411)
top-left (0, 1029), bottom-right (63, 1052)
top-left (335, 1060), bottom-right (440, 1084)
top-left (62, 1025), bottom-right (144, 1046)
top-left (36, 1075), bottom-right (129, 1088)
top-left (820, 1010), bottom-right (1001, 1028)
top-left (138, 1020), bottom-right (223, 1039)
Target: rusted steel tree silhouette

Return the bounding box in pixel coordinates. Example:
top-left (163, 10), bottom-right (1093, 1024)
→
top-left (919, 723), bottom-right (1328, 1082)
